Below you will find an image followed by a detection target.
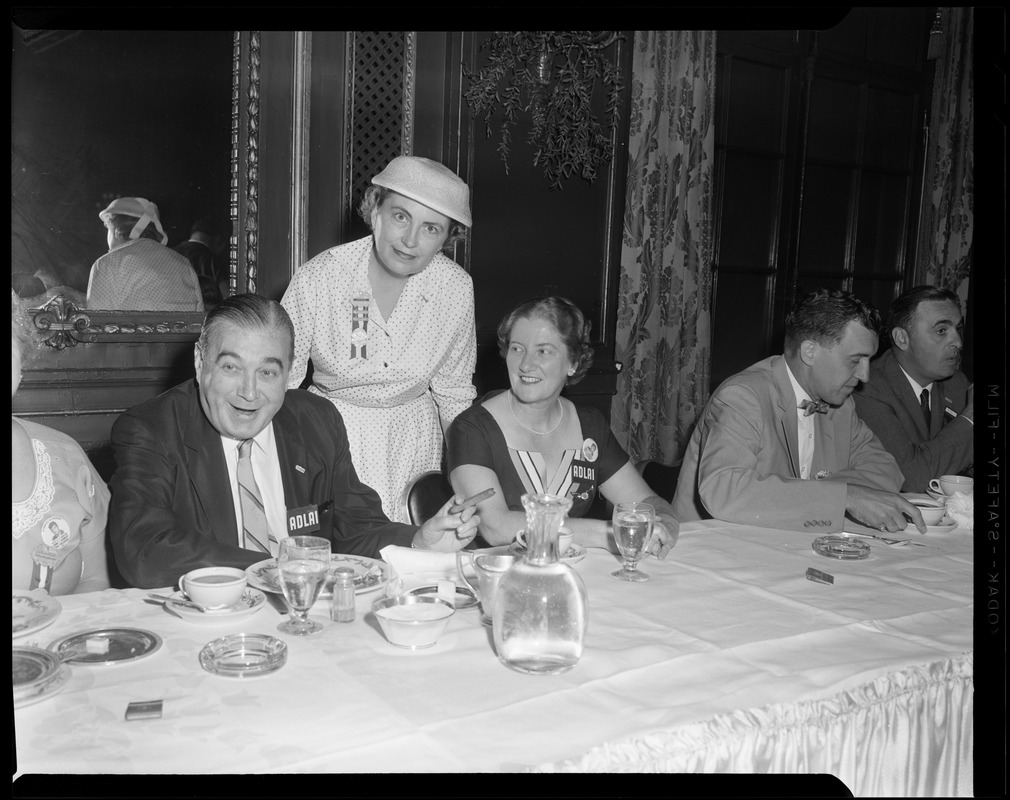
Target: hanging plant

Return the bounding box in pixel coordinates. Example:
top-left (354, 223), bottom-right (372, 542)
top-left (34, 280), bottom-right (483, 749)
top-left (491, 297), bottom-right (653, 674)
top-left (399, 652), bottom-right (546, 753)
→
top-left (463, 31), bottom-right (624, 190)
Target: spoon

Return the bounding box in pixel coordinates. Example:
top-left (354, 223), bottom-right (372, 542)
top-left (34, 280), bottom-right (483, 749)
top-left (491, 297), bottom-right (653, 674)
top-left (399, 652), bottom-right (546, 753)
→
top-left (147, 593), bottom-right (209, 612)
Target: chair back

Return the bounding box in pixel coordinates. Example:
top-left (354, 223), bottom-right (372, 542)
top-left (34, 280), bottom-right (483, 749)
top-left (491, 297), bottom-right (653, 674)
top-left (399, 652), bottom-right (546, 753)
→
top-left (400, 471), bottom-right (453, 525)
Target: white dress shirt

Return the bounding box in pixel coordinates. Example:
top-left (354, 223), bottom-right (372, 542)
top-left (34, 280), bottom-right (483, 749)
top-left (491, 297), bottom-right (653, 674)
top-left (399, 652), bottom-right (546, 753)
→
top-left (219, 423), bottom-right (287, 554)
top-left (784, 363), bottom-right (816, 480)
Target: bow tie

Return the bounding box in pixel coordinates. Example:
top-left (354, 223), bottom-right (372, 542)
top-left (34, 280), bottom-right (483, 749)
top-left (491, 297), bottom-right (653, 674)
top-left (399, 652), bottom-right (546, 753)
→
top-left (799, 399), bottom-right (829, 416)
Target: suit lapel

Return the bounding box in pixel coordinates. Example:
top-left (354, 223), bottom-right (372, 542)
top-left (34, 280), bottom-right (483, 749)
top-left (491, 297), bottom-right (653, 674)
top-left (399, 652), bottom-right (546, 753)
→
top-left (182, 387), bottom-right (238, 545)
top-left (273, 400), bottom-right (311, 516)
top-left (771, 358), bottom-right (801, 478)
top-left (884, 350), bottom-right (931, 438)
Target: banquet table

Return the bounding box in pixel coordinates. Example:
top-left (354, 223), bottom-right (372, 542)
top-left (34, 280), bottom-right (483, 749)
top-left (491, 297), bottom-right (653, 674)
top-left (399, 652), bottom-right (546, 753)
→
top-left (13, 519), bottom-right (973, 795)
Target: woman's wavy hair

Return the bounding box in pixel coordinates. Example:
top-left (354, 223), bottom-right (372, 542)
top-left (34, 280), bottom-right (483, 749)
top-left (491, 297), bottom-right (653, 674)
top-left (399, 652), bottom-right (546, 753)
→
top-left (496, 296), bottom-right (594, 385)
top-left (358, 186), bottom-right (468, 254)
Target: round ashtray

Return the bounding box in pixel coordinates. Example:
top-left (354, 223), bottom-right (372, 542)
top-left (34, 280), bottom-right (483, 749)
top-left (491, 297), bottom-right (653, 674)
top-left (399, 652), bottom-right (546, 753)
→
top-left (199, 633), bottom-right (287, 678)
top-left (812, 535), bottom-right (871, 560)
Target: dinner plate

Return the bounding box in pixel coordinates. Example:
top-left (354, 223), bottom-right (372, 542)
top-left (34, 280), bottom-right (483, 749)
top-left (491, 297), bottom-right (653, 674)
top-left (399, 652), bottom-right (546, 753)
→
top-left (165, 588), bottom-right (266, 624)
top-left (13, 590), bottom-right (62, 639)
top-left (13, 646), bottom-right (72, 708)
top-left (49, 627), bottom-right (163, 665)
top-left (508, 541), bottom-right (587, 565)
top-left (246, 555), bottom-right (390, 596)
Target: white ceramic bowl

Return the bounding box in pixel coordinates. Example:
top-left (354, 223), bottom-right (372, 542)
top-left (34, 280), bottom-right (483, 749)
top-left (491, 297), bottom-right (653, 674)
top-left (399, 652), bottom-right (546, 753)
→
top-left (372, 595), bottom-right (455, 650)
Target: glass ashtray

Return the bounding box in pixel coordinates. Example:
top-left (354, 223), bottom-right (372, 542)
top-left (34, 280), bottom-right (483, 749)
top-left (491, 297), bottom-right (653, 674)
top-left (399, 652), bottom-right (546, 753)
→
top-left (812, 535), bottom-right (871, 560)
top-left (199, 633), bottom-right (287, 678)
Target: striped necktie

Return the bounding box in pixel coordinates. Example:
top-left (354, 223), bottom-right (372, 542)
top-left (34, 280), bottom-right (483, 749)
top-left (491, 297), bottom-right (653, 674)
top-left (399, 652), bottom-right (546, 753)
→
top-left (237, 439), bottom-right (274, 555)
top-left (919, 388), bottom-right (931, 431)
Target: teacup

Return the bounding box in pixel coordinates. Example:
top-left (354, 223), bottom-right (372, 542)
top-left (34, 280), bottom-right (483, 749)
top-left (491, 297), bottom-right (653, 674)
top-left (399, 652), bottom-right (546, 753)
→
top-left (908, 498), bottom-right (946, 526)
top-left (516, 526), bottom-right (574, 556)
top-left (928, 475), bottom-right (974, 497)
top-left (179, 567), bottom-right (247, 609)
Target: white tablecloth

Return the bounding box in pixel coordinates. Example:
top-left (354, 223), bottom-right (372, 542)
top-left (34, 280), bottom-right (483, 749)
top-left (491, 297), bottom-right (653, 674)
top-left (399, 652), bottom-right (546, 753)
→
top-left (13, 520), bottom-right (973, 794)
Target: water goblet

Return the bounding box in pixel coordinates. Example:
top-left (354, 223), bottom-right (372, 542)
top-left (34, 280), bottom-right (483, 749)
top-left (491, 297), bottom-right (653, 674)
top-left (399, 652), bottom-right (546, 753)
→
top-left (611, 502), bottom-right (654, 582)
top-left (277, 536), bottom-right (331, 635)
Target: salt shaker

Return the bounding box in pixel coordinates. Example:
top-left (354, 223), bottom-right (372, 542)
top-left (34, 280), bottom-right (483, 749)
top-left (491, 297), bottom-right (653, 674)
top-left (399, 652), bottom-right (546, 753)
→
top-left (330, 567), bottom-right (356, 622)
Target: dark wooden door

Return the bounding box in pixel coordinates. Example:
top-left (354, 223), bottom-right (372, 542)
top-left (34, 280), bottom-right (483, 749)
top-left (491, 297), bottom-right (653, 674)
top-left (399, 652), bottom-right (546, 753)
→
top-left (711, 9), bottom-right (935, 389)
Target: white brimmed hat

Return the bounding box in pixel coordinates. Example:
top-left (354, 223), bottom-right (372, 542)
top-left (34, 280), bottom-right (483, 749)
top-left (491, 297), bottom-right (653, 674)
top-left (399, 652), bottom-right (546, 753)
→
top-left (371, 156), bottom-right (472, 228)
top-left (99, 197), bottom-right (168, 244)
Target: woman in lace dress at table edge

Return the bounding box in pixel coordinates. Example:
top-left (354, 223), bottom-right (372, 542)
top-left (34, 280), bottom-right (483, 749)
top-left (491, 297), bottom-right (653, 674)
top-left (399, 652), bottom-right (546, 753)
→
top-left (12, 291), bottom-right (110, 595)
top-left (282, 156), bottom-right (476, 523)
top-left (447, 296), bottom-right (678, 557)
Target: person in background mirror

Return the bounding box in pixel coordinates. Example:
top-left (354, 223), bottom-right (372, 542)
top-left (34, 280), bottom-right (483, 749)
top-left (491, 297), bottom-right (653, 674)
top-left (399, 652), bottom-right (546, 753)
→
top-left (108, 294), bottom-right (479, 590)
top-left (446, 296), bottom-right (678, 557)
top-left (12, 290), bottom-right (110, 594)
top-left (673, 288), bottom-right (925, 534)
top-left (282, 156), bottom-right (476, 523)
top-left (174, 217), bottom-right (229, 309)
top-left (853, 286), bottom-right (973, 493)
top-left (86, 197), bottom-right (204, 312)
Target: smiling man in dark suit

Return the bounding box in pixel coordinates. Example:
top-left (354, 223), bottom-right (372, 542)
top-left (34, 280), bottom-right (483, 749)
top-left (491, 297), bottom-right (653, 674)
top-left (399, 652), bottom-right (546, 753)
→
top-left (853, 285), bottom-right (973, 492)
top-left (109, 293), bottom-right (478, 589)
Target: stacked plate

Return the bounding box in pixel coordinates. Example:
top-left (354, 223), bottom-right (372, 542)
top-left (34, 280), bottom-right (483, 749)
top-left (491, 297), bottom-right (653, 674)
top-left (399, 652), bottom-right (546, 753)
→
top-left (13, 646), bottom-right (71, 708)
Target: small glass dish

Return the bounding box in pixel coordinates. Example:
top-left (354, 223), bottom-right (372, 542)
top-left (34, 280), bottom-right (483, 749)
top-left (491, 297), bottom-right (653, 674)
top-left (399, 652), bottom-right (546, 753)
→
top-left (371, 595), bottom-right (455, 650)
top-left (49, 627), bottom-right (162, 665)
top-left (812, 534), bottom-right (871, 560)
top-left (199, 632), bottom-right (287, 678)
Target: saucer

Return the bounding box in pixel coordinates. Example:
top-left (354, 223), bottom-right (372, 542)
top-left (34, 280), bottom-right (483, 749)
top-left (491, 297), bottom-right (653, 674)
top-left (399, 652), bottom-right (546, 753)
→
top-left (166, 588), bottom-right (266, 624)
top-left (907, 517), bottom-right (957, 534)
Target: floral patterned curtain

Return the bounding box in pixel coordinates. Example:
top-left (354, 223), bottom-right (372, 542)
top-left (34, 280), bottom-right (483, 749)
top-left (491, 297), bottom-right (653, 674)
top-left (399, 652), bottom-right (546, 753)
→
top-left (610, 31), bottom-right (716, 467)
top-left (915, 7), bottom-right (973, 298)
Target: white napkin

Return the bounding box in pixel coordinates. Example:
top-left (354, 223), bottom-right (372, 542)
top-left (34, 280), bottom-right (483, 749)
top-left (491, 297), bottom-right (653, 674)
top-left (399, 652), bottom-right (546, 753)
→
top-left (379, 545), bottom-right (459, 580)
top-left (944, 491), bottom-right (973, 530)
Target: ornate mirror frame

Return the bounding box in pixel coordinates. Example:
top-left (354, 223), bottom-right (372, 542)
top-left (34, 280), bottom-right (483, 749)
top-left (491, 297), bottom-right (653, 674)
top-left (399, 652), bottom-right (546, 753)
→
top-left (26, 31), bottom-right (260, 351)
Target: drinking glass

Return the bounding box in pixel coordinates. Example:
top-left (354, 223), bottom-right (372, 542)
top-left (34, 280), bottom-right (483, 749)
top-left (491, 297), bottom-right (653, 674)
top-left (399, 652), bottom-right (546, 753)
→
top-left (611, 502), bottom-right (654, 582)
top-left (277, 536), bottom-right (331, 635)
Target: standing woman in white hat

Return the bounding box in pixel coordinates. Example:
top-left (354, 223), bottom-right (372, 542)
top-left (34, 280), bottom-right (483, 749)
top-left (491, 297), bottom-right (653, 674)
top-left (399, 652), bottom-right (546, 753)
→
top-left (86, 197), bottom-right (204, 312)
top-left (282, 156), bottom-right (476, 522)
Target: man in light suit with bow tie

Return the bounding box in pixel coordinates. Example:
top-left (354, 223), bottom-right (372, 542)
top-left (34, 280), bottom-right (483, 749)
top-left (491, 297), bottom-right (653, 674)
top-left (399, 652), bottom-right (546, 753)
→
top-left (673, 288), bottom-right (925, 533)
top-left (853, 286), bottom-right (973, 493)
top-left (109, 294), bottom-right (479, 589)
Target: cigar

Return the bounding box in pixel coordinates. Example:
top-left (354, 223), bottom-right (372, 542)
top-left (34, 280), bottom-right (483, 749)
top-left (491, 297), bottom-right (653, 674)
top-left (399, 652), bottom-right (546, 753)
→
top-left (449, 487), bottom-right (495, 513)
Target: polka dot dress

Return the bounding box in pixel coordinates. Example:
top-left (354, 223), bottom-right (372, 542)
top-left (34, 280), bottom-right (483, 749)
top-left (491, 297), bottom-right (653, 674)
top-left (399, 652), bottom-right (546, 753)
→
top-left (282, 236), bottom-right (477, 522)
top-left (86, 238), bottom-right (205, 311)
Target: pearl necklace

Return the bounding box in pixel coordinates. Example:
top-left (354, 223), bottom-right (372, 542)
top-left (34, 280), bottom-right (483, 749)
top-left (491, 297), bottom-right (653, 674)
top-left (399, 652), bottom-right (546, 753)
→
top-left (509, 391), bottom-right (564, 436)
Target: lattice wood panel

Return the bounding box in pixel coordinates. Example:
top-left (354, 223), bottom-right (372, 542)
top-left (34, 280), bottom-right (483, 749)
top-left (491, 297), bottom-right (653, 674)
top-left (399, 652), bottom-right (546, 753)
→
top-left (351, 31), bottom-right (408, 204)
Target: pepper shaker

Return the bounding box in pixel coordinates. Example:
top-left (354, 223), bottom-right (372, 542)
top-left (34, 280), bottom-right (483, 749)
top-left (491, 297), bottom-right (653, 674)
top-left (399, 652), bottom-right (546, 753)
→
top-left (330, 567), bottom-right (356, 622)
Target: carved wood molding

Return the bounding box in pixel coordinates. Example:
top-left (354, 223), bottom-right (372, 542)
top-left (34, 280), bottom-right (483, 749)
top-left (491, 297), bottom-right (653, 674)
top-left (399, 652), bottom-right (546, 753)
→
top-left (402, 32), bottom-right (416, 154)
top-left (29, 295), bottom-right (203, 348)
top-left (245, 31), bottom-right (261, 294)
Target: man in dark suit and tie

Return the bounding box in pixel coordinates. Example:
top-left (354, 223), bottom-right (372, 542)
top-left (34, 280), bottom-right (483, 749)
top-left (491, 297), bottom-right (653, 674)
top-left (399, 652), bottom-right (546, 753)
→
top-left (109, 294), bottom-right (478, 589)
top-left (673, 288), bottom-right (925, 534)
top-left (853, 286), bottom-right (973, 493)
